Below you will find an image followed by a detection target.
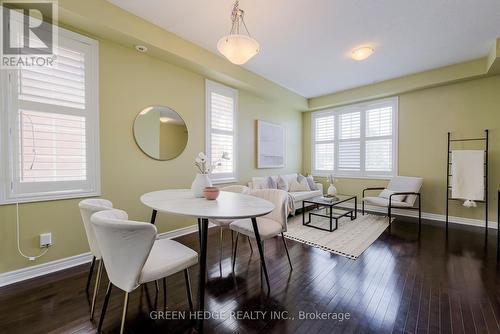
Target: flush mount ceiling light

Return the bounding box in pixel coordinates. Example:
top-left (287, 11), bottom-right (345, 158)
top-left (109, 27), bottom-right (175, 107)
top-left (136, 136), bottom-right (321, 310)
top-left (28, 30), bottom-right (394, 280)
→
top-left (159, 117), bottom-right (171, 123)
top-left (217, 0), bottom-right (260, 65)
top-left (351, 46), bottom-right (375, 61)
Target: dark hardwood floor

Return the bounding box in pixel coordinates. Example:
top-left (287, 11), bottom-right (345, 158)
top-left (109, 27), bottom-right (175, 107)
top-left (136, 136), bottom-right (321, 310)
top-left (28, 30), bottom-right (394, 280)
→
top-left (1, 214), bottom-right (500, 334)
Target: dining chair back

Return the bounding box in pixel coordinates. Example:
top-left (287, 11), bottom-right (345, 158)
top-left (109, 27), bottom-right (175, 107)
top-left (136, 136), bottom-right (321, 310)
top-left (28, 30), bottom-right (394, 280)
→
top-left (91, 209), bottom-right (156, 292)
top-left (79, 199), bottom-right (113, 259)
top-left (78, 198), bottom-right (113, 319)
top-left (248, 189), bottom-right (288, 232)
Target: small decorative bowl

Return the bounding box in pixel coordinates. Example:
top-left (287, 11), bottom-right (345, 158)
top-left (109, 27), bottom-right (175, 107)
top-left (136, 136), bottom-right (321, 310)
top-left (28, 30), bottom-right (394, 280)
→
top-left (203, 187), bottom-right (220, 200)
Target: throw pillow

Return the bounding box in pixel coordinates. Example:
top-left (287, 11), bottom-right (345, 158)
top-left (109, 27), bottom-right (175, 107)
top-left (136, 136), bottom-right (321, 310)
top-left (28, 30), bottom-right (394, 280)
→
top-left (252, 177), bottom-right (268, 189)
top-left (267, 176), bottom-right (277, 189)
top-left (304, 174), bottom-right (318, 191)
top-left (289, 176), bottom-right (311, 192)
top-left (277, 175), bottom-right (289, 192)
top-left (379, 189), bottom-right (406, 202)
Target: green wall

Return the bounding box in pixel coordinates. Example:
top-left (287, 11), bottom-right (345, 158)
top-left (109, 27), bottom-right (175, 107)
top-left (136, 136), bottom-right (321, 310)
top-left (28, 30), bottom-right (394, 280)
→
top-left (304, 75), bottom-right (500, 221)
top-left (0, 39), bottom-right (303, 274)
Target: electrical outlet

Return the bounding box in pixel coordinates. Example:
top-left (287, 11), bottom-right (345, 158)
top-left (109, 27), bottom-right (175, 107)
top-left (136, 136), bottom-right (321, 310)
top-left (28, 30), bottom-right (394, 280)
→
top-left (40, 233), bottom-right (52, 248)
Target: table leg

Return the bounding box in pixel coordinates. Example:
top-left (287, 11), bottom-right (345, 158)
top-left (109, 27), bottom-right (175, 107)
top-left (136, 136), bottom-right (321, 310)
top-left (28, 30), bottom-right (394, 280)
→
top-left (198, 218), bottom-right (208, 331)
top-left (150, 210), bottom-right (157, 224)
top-left (302, 201), bottom-right (305, 225)
top-left (197, 218), bottom-right (202, 249)
top-left (251, 217), bottom-right (270, 294)
top-left (354, 196), bottom-right (358, 219)
top-left (330, 206), bottom-right (333, 231)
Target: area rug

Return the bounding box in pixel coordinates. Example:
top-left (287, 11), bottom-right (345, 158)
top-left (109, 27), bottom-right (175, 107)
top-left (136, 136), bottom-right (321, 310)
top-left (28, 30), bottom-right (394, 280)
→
top-left (284, 212), bottom-right (392, 259)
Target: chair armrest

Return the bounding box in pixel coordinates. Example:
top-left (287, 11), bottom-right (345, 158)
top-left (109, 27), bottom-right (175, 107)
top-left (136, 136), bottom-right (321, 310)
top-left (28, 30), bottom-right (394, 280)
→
top-left (362, 187), bottom-right (385, 198)
top-left (315, 183), bottom-right (323, 194)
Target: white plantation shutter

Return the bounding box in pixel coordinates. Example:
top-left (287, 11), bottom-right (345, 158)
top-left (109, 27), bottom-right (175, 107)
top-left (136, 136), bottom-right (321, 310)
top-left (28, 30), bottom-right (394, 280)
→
top-left (366, 139), bottom-right (392, 171)
top-left (312, 97), bottom-right (397, 178)
top-left (315, 143), bottom-right (334, 171)
top-left (18, 47), bottom-right (86, 109)
top-left (338, 141), bottom-right (360, 170)
top-left (206, 80), bottom-right (237, 182)
top-left (366, 107), bottom-right (394, 172)
top-left (0, 27), bottom-right (99, 203)
top-left (313, 115), bottom-right (334, 172)
top-left (19, 110), bottom-right (86, 182)
top-left (366, 107), bottom-right (392, 137)
top-left (338, 112), bottom-right (361, 171)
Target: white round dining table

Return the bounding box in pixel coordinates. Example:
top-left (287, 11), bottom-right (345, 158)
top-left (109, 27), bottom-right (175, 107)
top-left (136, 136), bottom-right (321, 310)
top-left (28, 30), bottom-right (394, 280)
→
top-left (140, 189), bottom-right (274, 327)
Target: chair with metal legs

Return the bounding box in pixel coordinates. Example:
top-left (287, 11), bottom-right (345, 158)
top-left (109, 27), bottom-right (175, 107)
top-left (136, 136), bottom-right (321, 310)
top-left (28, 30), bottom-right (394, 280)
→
top-left (230, 189), bottom-right (292, 280)
top-left (362, 176), bottom-right (423, 235)
top-left (91, 209), bottom-right (197, 334)
top-left (209, 185), bottom-right (253, 276)
top-left (78, 198), bottom-right (113, 320)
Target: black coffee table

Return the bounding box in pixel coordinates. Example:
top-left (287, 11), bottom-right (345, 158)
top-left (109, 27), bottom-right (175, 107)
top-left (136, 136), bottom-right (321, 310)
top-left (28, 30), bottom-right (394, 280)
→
top-left (302, 195), bottom-right (357, 232)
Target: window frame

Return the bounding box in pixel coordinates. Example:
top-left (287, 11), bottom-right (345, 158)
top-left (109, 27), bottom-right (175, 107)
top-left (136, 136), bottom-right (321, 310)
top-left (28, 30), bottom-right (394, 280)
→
top-left (0, 27), bottom-right (100, 204)
top-left (311, 97), bottom-right (398, 179)
top-left (205, 79), bottom-right (238, 184)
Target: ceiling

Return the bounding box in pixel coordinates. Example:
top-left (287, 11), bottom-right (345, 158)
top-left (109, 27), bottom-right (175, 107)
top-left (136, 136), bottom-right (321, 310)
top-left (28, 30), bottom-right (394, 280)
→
top-left (107, 0), bottom-right (500, 98)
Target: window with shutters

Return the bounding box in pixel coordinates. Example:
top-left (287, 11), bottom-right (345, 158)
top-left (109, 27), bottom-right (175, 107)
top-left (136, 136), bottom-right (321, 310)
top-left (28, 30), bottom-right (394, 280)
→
top-left (0, 27), bottom-right (100, 204)
top-left (205, 80), bottom-right (238, 183)
top-left (311, 97), bottom-right (398, 179)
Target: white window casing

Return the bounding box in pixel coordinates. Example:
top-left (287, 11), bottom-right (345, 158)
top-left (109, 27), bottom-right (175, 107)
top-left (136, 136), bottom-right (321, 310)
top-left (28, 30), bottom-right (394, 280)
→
top-left (205, 80), bottom-right (238, 184)
top-left (311, 97), bottom-right (398, 179)
top-left (0, 27), bottom-right (100, 204)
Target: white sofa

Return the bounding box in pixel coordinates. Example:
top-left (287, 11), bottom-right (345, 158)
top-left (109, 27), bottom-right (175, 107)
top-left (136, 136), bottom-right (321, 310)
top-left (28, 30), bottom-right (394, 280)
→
top-left (248, 173), bottom-right (323, 214)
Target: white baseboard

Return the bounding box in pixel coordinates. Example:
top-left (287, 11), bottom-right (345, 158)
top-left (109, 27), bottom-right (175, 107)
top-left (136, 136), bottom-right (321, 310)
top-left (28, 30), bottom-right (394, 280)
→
top-left (343, 203), bottom-right (498, 229)
top-left (0, 252), bottom-right (93, 287)
top-left (0, 222), bottom-right (213, 288)
top-left (1, 208), bottom-right (494, 288)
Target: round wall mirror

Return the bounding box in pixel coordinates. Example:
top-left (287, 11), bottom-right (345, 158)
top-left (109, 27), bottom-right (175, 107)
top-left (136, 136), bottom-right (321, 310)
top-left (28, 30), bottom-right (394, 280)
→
top-left (133, 106), bottom-right (188, 160)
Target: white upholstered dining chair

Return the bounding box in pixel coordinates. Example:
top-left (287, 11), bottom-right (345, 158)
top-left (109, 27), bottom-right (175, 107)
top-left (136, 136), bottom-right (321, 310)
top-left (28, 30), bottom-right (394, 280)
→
top-left (362, 176), bottom-right (423, 235)
top-left (79, 198), bottom-right (113, 319)
top-left (230, 189), bottom-right (292, 273)
top-left (209, 185), bottom-right (252, 276)
top-left (91, 209), bottom-right (198, 334)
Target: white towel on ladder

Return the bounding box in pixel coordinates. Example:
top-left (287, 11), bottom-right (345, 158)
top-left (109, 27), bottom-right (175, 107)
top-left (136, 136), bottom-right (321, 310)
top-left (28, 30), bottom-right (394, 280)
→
top-left (451, 150), bottom-right (484, 201)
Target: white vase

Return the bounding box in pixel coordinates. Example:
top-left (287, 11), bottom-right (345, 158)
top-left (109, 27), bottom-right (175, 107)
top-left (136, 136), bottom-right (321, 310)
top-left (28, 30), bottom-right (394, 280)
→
top-left (327, 184), bottom-right (337, 196)
top-left (191, 173), bottom-right (212, 198)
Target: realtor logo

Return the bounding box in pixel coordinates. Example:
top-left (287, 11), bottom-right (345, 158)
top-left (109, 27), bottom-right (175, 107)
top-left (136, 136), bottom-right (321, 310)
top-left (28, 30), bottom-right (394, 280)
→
top-left (1, 0), bottom-right (58, 68)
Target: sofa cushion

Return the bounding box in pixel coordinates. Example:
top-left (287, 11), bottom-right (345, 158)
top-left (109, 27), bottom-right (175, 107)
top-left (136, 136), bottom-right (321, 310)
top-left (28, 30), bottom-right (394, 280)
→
top-left (267, 176), bottom-right (278, 189)
top-left (305, 175), bottom-right (318, 191)
top-left (252, 176), bottom-right (278, 189)
top-left (289, 176), bottom-right (311, 192)
top-left (277, 175), bottom-right (289, 191)
top-left (289, 189), bottom-right (323, 202)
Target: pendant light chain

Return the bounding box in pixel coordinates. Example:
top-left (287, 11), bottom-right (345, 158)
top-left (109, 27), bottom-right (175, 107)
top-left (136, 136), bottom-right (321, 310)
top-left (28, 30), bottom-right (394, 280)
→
top-left (228, 0), bottom-right (252, 37)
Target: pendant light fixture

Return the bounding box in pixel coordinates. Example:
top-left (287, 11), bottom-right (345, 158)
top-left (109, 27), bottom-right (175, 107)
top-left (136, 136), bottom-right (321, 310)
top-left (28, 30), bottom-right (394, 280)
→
top-left (217, 0), bottom-right (260, 65)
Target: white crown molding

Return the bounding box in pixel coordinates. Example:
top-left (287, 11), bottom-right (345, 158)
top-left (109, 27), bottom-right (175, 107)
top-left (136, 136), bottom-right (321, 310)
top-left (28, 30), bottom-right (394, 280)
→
top-left (0, 223), bottom-right (214, 287)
